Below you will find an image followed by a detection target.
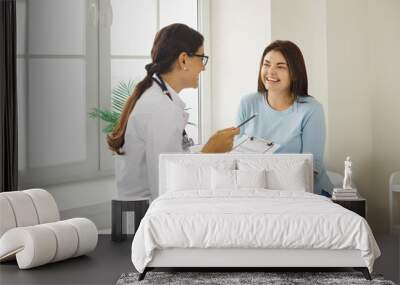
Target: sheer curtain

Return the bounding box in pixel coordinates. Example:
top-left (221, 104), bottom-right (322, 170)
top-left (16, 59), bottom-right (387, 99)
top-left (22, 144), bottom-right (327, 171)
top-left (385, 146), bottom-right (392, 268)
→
top-left (0, 0), bottom-right (18, 192)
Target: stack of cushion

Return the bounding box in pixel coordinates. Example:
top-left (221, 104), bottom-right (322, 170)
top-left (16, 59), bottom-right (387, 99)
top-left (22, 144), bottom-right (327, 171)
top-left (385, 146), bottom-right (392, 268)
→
top-left (0, 189), bottom-right (97, 269)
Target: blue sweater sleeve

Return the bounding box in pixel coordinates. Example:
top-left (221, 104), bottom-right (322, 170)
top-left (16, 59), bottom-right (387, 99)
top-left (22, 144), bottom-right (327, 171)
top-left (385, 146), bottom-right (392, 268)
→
top-left (301, 103), bottom-right (326, 174)
top-left (237, 97), bottom-right (248, 139)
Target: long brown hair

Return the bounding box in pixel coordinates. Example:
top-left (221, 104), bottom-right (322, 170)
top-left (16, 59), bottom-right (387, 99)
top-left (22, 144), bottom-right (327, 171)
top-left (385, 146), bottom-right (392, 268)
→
top-left (257, 40), bottom-right (309, 99)
top-left (107, 23), bottom-right (204, 154)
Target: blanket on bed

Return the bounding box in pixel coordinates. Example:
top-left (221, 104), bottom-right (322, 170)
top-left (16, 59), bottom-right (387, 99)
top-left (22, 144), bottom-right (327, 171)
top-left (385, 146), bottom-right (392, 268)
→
top-left (131, 190), bottom-right (380, 272)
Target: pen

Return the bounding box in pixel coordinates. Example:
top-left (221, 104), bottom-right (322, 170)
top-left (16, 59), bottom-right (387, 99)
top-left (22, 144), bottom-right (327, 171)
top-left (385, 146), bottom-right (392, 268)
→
top-left (236, 114), bottom-right (257, 128)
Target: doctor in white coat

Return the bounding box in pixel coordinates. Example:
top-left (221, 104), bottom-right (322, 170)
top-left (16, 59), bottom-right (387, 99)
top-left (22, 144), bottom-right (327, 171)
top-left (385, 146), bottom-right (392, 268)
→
top-left (108, 23), bottom-right (239, 200)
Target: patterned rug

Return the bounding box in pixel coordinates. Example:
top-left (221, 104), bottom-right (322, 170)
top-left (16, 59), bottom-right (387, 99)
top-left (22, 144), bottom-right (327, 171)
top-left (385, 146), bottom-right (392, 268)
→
top-left (116, 271), bottom-right (396, 285)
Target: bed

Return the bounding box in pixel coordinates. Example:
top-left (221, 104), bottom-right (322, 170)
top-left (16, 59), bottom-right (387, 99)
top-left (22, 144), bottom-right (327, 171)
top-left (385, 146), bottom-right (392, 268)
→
top-left (131, 153), bottom-right (380, 280)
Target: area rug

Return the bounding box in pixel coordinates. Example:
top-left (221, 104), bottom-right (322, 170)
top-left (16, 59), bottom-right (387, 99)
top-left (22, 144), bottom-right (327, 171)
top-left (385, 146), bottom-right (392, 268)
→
top-left (116, 271), bottom-right (396, 285)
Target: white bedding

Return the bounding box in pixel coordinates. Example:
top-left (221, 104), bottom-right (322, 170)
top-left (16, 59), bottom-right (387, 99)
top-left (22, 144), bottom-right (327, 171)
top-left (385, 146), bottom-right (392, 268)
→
top-left (131, 190), bottom-right (380, 273)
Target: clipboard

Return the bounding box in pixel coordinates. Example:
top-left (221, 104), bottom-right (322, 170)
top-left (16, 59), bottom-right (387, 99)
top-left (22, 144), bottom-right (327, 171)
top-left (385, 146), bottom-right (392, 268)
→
top-left (231, 135), bottom-right (280, 154)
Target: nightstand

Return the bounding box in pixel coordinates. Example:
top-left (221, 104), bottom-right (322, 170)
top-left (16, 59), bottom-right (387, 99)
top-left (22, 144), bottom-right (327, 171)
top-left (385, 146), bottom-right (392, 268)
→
top-left (332, 197), bottom-right (366, 218)
top-left (112, 199), bottom-right (149, 242)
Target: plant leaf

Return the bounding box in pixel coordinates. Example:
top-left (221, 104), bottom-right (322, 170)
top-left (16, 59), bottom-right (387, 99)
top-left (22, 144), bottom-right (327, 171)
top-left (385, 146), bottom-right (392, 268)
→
top-left (88, 80), bottom-right (136, 133)
top-left (89, 108), bottom-right (117, 123)
top-left (111, 80), bottom-right (135, 113)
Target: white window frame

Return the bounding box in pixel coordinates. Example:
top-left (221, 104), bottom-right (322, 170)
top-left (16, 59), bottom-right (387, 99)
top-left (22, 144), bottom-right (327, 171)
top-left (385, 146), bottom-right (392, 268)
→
top-left (197, 0), bottom-right (212, 143)
top-left (18, 0), bottom-right (103, 189)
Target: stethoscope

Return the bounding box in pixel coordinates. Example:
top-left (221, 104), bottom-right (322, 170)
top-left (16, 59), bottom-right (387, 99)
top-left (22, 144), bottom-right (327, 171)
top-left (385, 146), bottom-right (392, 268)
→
top-left (152, 74), bottom-right (194, 150)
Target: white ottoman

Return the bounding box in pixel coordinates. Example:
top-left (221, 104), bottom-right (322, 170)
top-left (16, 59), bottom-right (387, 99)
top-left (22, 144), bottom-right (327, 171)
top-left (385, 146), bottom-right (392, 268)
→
top-left (0, 189), bottom-right (98, 269)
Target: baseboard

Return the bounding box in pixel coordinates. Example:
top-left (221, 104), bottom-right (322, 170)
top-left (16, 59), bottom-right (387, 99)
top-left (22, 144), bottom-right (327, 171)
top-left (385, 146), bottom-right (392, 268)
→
top-left (60, 201), bottom-right (111, 231)
top-left (398, 235), bottom-right (400, 283)
top-left (98, 228), bottom-right (111, 234)
top-left (60, 202), bottom-right (137, 234)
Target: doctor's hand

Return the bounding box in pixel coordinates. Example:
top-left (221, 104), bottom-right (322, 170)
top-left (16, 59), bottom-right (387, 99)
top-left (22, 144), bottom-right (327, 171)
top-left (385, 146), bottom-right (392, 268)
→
top-left (201, 127), bottom-right (240, 153)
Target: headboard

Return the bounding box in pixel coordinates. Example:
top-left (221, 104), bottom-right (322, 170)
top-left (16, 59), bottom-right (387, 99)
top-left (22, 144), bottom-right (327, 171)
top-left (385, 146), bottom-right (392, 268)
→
top-left (159, 153), bottom-right (314, 196)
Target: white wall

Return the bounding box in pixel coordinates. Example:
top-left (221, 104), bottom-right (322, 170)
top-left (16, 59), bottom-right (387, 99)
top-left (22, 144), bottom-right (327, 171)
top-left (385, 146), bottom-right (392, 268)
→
top-left (270, 0), bottom-right (400, 233)
top-left (325, 0), bottom-right (400, 233)
top-left (210, 0), bottom-right (271, 131)
top-left (46, 176), bottom-right (116, 230)
top-left (325, 0), bottom-right (374, 224)
top-left (368, 0), bottom-right (400, 234)
top-left (271, 0), bottom-right (328, 104)
top-left (270, 0), bottom-right (329, 158)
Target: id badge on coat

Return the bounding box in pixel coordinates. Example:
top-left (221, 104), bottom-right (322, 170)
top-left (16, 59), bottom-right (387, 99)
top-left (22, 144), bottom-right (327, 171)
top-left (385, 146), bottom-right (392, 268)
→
top-left (181, 111), bottom-right (194, 151)
top-left (182, 133), bottom-right (194, 151)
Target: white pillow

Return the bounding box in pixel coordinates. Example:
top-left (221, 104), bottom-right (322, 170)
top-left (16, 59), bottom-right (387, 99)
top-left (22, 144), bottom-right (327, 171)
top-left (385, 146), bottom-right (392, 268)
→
top-left (211, 169), bottom-right (267, 190)
top-left (237, 159), bottom-right (310, 191)
top-left (166, 162), bottom-right (211, 191)
top-left (211, 168), bottom-right (236, 190)
top-left (236, 169), bottom-right (267, 189)
top-left (165, 159), bottom-right (236, 192)
top-left (266, 162), bottom-right (308, 191)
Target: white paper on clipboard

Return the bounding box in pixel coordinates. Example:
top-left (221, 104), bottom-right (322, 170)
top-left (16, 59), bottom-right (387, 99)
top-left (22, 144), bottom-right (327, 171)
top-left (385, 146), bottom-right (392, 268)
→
top-left (232, 135), bottom-right (280, 154)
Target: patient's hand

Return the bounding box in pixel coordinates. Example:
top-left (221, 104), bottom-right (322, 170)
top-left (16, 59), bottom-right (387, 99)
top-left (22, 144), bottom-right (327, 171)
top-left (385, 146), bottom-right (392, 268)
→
top-left (201, 127), bottom-right (240, 153)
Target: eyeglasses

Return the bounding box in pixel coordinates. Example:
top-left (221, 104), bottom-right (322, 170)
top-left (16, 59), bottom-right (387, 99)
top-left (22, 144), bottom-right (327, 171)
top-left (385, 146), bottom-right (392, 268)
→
top-left (189, 53), bottom-right (209, 66)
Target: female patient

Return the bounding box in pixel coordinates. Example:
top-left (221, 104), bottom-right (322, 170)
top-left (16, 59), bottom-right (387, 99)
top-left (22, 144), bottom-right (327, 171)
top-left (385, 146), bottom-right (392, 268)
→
top-left (108, 23), bottom-right (239, 201)
top-left (237, 40), bottom-right (333, 196)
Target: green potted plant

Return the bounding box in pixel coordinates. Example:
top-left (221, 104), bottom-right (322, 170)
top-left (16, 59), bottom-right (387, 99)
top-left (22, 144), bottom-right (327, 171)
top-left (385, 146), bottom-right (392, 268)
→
top-left (89, 80), bottom-right (135, 133)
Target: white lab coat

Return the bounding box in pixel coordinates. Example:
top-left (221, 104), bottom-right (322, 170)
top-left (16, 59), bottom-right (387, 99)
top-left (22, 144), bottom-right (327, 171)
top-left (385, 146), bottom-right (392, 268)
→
top-left (115, 80), bottom-right (189, 200)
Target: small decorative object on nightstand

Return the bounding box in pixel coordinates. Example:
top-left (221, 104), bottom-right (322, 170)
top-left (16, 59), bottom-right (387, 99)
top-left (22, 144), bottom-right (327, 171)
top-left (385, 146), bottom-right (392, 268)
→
top-left (332, 157), bottom-right (366, 217)
top-left (332, 196), bottom-right (366, 218)
top-left (343, 156), bottom-right (353, 190)
top-left (332, 156), bottom-right (358, 200)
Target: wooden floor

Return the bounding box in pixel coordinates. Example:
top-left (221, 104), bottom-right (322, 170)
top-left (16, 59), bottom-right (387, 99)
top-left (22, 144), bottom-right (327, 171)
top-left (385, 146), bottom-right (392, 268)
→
top-left (0, 235), bottom-right (133, 285)
top-left (1, 234), bottom-right (398, 285)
